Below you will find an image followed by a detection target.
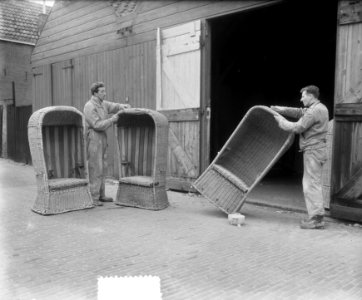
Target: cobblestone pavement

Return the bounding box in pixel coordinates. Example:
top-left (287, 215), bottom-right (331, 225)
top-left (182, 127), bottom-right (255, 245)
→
top-left (0, 158), bottom-right (362, 300)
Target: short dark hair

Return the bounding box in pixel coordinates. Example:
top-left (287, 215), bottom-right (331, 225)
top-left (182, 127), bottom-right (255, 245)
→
top-left (300, 85), bottom-right (319, 99)
top-left (90, 82), bottom-right (105, 95)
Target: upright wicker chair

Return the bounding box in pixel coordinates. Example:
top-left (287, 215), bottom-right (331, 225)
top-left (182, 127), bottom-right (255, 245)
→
top-left (114, 108), bottom-right (169, 210)
top-left (193, 105), bottom-right (295, 214)
top-left (28, 106), bottom-right (93, 215)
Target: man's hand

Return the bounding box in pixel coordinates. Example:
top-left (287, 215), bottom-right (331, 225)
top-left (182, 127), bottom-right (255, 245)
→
top-left (111, 114), bottom-right (119, 123)
top-left (273, 114), bottom-right (285, 130)
top-left (273, 114), bottom-right (293, 132)
top-left (120, 104), bottom-right (131, 109)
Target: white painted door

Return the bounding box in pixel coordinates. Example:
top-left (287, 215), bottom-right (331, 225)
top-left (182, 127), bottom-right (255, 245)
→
top-left (156, 20), bottom-right (204, 190)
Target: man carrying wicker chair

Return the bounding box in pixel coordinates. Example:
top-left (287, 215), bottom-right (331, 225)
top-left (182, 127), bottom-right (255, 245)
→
top-left (271, 85), bottom-right (329, 229)
top-left (84, 82), bottom-right (130, 206)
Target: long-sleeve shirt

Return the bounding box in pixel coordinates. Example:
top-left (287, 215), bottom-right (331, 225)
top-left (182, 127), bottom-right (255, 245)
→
top-left (83, 96), bottom-right (124, 135)
top-left (276, 100), bottom-right (329, 151)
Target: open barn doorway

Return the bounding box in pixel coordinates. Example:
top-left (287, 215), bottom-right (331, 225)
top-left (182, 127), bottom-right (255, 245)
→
top-left (208, 0), bottom-right (338, 209)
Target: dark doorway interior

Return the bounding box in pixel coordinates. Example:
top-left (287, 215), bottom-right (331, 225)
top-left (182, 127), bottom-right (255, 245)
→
top-left (209, 0), bottom-right (337, 183)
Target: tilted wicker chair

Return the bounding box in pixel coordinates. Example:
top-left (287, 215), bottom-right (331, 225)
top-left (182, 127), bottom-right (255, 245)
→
top-left (28, 106), bottom-right (93, 215)
top-left (193, 105), bottom-right (295, 214)
top-left (114, 108), bottom-right (169, 210)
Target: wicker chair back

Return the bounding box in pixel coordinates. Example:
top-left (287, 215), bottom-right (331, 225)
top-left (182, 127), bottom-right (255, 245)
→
top-left (193, 106), bottom-right (295, 214)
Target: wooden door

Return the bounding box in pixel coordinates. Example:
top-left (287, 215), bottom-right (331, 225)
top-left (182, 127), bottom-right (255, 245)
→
top-left (51, 59), bottom-right (74, 106)
top-left (156, 20), bottom-right (208, 191)
top-left (32, 65), bottom-right (52, 111)
top-left (330, 0), bottom-right (362, 222)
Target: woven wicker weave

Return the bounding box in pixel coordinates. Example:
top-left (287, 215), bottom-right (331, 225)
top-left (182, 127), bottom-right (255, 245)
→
top-left (28, 106), bottom-right (93, 215)
top-left (114, 108), bottom-right (169, 210)
top-left (193, 105), bottom-right (295, 214)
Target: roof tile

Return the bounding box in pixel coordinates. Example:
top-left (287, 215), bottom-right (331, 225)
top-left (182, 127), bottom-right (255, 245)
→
top-left (0, 0), bottom-right (50, 44)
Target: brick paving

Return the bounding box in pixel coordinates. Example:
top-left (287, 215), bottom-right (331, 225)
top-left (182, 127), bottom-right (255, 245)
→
top-left (0, 158), bottom-right (362, 300)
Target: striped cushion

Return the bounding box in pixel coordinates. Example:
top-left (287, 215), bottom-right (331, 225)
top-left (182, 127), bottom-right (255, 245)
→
top-left (42, 125), bottom-right (85, 179)
top-left (117, 125), bottom-right (155, 177)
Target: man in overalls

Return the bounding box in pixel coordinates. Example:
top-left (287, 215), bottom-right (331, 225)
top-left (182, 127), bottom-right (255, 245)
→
top-left (84, 82), bottom-right (130, 206)
top-left (271, 85), bottom-right (329, 229)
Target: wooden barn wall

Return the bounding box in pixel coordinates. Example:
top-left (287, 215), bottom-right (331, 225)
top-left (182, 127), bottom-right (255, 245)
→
top-left (0, 41), bottom-right (33, 107)
top-left (64, 41), bottom-right (156, 111)
top-left (31, 0), bottom-right (272, 178)
top-left (0, 41), bottom-right (33, 163)
top-left (331, 0), bottom-right (362, 200)
top-left (31, 0), bottom-right (271, 67)
top-left (33, 41), bottom-right (156, 177)
top-left (72, 42), bottom-right (156, 177)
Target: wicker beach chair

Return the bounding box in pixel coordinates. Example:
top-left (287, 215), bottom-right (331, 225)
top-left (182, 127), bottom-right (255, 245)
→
top-left (114, 108), bottom-right (169, 210)
top-left (28, 106), bottom-right (93, 215)
top-left (193, 105), bottom-right (295, 214)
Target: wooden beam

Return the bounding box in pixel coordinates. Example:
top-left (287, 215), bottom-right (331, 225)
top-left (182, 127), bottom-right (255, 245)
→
top-left (166, 176), bottom-right (197, 192)
top-left (160, 108), bottom-right (199, 122)
top-left (335, 116), bottom-right (362, 122)
top-left (335, 103), bottom-right (362, 116)
top-left (0, 99), bottom-right (14, 105)
top-left (168, 128), bottom-right (198, 178)
top-left (335, 166), bottom-right (362, 200)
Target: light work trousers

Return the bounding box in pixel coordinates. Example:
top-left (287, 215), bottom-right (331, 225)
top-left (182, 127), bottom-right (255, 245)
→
top-left (302, 147), bottom-right (327, 218)
top-left (87, 130), bottom-right (108, 203)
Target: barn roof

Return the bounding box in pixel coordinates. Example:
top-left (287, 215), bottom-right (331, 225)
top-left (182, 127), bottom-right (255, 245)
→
top-left (0, 0), bottom-right (50, 45)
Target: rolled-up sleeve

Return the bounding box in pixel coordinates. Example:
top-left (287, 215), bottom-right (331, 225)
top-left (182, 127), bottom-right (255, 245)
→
top-left (104, 101), bottom-right (124, 114)
top-left (279, 106), bottom-right (304, 119)
top-left (84, 103), bottom-right (114, 132)
top-left (278, 110), bottom-right (315, 134)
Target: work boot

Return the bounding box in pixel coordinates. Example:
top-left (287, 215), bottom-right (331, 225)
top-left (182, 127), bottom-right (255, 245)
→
top-left (300, 215), bottom-right (325, 229)
top-left (99, 196), bottom-right (113, 202)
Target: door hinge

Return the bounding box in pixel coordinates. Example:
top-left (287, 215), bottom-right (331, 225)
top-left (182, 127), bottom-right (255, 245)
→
top-left (200, 107), bottom-right (211, 119)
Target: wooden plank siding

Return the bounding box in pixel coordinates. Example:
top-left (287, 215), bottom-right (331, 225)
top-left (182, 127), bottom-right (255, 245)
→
top-left (51, 60), bottom-right (74, 106)
top-left (69, 42), bottom-right (156, 112)
top-left (36, 2), bottom-right (111, 43)
top-left (31, 0), bottom-right (272, 67)
top-left (334, 22), bottom-right (362, 104)
top-left (33, 41), bottom-right (156, 177)
top-left (32, 65), bottom-right (52, 111)
top-left (33, 42), bottom-right (156, 112)
top-left (168, 121), bottom-right (199, 179)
